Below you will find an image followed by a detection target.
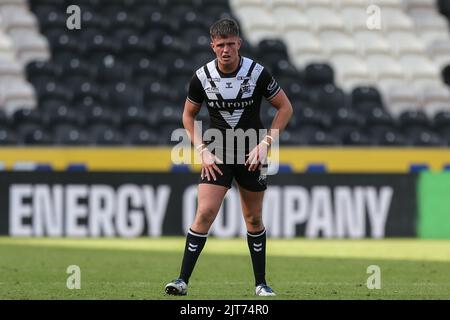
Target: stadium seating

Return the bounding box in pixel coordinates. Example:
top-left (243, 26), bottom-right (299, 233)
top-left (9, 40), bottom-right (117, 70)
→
top-left (0, 0), bottom-right (449, 146)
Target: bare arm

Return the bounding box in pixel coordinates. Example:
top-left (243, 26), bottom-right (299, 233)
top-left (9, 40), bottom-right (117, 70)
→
top-left (183, 99), bottom-right (223, 180)
top-left (266, 89), bottom-right (293, 142)
top-left (182, 99), bottom-right (203, 149)
top-left (245, 89), bottom-right (293, 170)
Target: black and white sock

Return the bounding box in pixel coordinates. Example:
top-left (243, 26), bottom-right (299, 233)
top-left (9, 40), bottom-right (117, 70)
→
top-left (179, 228), bottom-right (208, 284)
top-left (247, 228), bottom-right (267, 286)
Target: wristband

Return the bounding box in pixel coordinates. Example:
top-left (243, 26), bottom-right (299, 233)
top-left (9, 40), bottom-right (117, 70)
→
top-left (196, 143), bottom-right (205, 150)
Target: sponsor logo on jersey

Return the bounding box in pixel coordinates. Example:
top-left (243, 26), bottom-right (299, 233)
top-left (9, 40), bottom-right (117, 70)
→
top-left (205, 86), bottom-right (220, 94)
top-left (225, 82), bottom-right (233, 88)
top-left (207, 99), bottom-right (254, 110)
top-left (237, 76), bottom-right (251, 81)
top-left (207, 77), bottom-right (221, 82)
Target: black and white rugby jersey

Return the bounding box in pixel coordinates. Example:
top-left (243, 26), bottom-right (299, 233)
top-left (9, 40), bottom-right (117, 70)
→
top-left (187, 56), bottom-right (281, 132)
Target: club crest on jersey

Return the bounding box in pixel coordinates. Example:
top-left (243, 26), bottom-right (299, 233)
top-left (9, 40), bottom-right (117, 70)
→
top-left (240, 83), bottom-right (252, 94)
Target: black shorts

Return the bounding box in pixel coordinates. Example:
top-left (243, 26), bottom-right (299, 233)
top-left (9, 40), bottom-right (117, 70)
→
top-left (199, 163), bottom-right (268, 192)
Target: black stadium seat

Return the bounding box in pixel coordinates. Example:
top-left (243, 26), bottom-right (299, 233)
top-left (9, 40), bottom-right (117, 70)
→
top-left (342, 130), bottom-right (373, 146)
top-left (304, 63), bottom-right (335, 87)
top-left (22, 128), bottom-right (53, 145)
top-left (26, 60), bottom-right (62, 85)
top-left (120, 35), bottom-right (156, 65)
top-left (351, 86), bottom-right (383, 109)
top-left (443, 65), bottom-right (450, 87)
top-left (407, 130), bottom-right (443, 147)
top-left (83, 105), bottom-right (118, 128)
top-left (88, 124), bottom-right (123, 145)
top-left (105, 82), bottom-right (143, 109)
top-left (399, 110), bottom-right (431, 135)
top-left (438, 0), bottom-right (450, 17)
top-left (124, 125), bottom-right (159, 146)
top-left (53, 124), bottom-right (88, 145)
top-left (311, 84), bottom-right (347, 110)
top-left (433, 110), bottom-right (450, 132)
top-left (42, 105), bottom-right (83, 129)
top-left (0, 110), bottom-right (9, 128)
top-left (0, 128), bottom-right (19, 145)
top-left (119, 105), bottom-right (150, 130)
top-left (35, 81), bottom-right (73, 106)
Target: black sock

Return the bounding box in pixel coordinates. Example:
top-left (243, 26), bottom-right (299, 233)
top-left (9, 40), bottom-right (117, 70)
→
top-left (179, 228), bottom-right (207, 284)
top-left (247, 228), bottom-right (267, 286)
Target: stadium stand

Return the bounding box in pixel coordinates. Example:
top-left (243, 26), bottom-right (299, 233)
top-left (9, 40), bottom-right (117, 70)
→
top-left (0, 0), bottom-right (448, 147)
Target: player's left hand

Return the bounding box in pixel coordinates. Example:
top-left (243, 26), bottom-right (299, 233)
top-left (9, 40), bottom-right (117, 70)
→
top-left (245, 142), bottom-right (268, 171)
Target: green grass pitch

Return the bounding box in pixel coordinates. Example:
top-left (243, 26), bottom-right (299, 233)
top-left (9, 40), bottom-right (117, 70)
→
top-left (1, 237), bottom-right (449, 300)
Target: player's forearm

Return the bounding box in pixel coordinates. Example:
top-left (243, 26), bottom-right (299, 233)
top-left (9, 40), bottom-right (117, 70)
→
top-left (268, 103), bottom-right (293, 142)
top-left (183, 112), bottom-right (204, 149)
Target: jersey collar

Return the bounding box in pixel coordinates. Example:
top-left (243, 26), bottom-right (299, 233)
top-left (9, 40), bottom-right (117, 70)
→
top-left (215, 55), bottom-right (244, 78)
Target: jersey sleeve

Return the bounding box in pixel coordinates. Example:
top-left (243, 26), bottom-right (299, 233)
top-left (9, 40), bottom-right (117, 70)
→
top-left (257, 68), bottom-right (281, 101)
top-left (187, 74), bottom-right (204, 105)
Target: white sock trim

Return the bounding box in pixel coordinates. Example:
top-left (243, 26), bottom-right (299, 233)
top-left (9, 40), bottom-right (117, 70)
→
top-left (188, 229), bottom-right (208, 237)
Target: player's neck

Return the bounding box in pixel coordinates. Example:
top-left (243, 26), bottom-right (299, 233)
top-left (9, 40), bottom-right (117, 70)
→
top-left (217, 56), bottom-right (241, 74)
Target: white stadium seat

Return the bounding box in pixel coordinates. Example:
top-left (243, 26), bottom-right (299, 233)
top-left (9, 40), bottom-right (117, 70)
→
top-left (335, 0), bottom-right (367, 9)
top-left (419, 30), bottom-right (450, 47)
top-left (319, 31), bottom-right (357, 55)
top-left (300, 0), bottom-right (334, 9)
top-left (399, 55), bottom-right (440, 81)
top-left (381, 9), bottom-right (415, 32)
top-left (330, 54), bottom-right (372, 89)
top-left (403, 0), bottom-right (437, 11)
top-left (416, 82), bottom-right (450, 105)
top-left (428, 40), bottom-right (450, 67)
top-left (387, 31), bottom-right (427, 56)
top-left (366, 54), bottom-right (405, 81)
top-left (283, 30), bottom-right (322, 56)
top-left (0, 57), bottom-right (22, 82)
top-left (234, 7), bottom-right (277, 45)
top-left (8, 30), bottom-right (50, 65)
top-left (341, 8), bottom-right (369, 33)
top-left (305, 7), bottom-right (345, 33)
top-left (383, 83), bottom-right (422, 116)
top-left (0, 31), bottom-right (15, 61)
top-left (370, 0), bottom-right (403, 9)
top-left (230, 0), bottom-right (268, 9)
top-left (272, 7), bottom-right (310, 32)
top-left (0, 79), bottom-right (36, 113)
top-left (0, 6), bottom-right (39, 32)
top-left (292, 53), bottom-right (328, 68)
top-left (407, 9), bottom-right (449, 32)
top-left (267, 0), bottom-right (298, 8)
top-left (353, 31), bottom-right (391, 55)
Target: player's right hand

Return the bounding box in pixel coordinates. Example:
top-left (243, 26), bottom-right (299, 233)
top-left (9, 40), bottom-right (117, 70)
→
top-left (200, 149), bottom-right (223, 181)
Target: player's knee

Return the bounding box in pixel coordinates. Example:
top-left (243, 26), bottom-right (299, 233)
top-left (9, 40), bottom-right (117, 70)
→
top-left (196, 207), bottom-right (217, 225)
